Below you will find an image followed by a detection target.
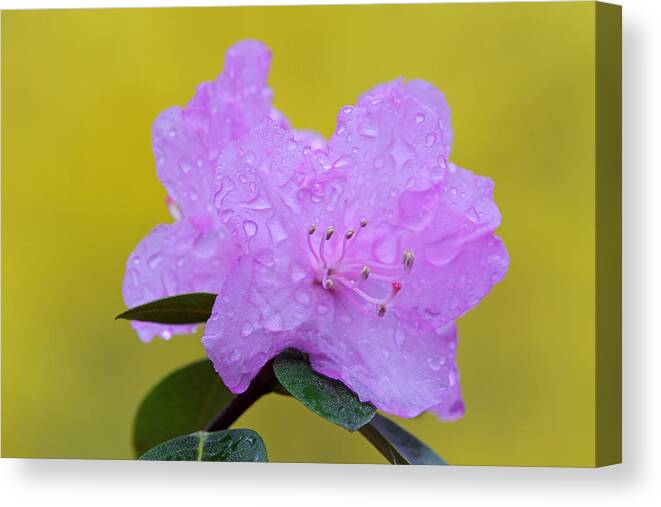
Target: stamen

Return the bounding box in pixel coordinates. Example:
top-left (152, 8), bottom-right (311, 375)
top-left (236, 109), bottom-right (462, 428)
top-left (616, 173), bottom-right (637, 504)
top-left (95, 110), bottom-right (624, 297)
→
top-left (323, 276), bottom-right (334, 290)
top-left (360, 266), bottom-right (370, 280)
top-left (307, 224), bottom-right (319, 262)
top-left (335, 277), bottom-right (385, 305)
top-left (375, 282), bottom-right (402, 317)
top-left (325, 226), bottom-right (335, 240)
top-left (402, 250), bottom-right (415, 272)
top-left (360, 219), bottom-right (368, 228)
top-left (336, 228), bottom-right (356, 264)
top-left (319, 226), bottom-right (332, 266)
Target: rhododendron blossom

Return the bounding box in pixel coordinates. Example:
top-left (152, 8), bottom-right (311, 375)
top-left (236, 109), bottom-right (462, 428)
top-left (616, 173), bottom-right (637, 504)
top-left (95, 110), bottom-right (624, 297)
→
top-left (202, 79), bottom-right (509, 418)
top-left (124, 40), bottom-right (509, 420)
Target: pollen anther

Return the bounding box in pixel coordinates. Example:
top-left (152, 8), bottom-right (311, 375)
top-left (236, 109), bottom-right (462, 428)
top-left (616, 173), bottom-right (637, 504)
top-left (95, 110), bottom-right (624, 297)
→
top-left (326, 226), bottom-right (335, 240)
top-left (308, 224), bottom-right (317, 235)
top-left (360, 266), bottom-right (370, 280)
top-left (402, 250), bottom-right (415, 272)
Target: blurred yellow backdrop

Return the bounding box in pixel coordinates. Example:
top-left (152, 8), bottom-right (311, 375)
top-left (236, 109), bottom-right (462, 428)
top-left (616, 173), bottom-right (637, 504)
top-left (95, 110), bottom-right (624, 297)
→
top-left (2, 2), bottom-right (597, 465)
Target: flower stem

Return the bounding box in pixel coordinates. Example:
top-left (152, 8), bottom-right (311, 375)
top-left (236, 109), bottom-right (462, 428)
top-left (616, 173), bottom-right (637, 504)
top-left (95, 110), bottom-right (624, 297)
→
top-left (205, 360), bottom-right (277, 432)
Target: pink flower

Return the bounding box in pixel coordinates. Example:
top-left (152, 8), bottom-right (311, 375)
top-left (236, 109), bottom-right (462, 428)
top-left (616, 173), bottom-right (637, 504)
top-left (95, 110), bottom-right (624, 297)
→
top-left (123, 40), bottom-right (317, 342)
top-left (202, 78), bottom-right (509, 418)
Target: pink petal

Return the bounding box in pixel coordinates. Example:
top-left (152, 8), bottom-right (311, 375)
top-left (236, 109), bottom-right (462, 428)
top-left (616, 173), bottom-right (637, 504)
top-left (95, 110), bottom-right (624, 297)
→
top-left (305, 317), bottom-right (462, 418)
top-left (152, 40), bottom-right (274, 231)
top-left (123, 220), bottom-right (241, 342)
top-left (202, 253), bottom-right (315, 392)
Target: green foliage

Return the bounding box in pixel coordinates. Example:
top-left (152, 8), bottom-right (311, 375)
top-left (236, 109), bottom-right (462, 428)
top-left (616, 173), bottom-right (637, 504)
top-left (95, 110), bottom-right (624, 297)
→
top-left (139, 429), bottom-right (267, 462)
top-left (359, 414), bottom-right (447, 465)
top-left (133, 359), bottom-right (232, 456)
top-left (273, 349), bottom-right (376, 431)
top-left (116, 293), bottom-right (216, 324)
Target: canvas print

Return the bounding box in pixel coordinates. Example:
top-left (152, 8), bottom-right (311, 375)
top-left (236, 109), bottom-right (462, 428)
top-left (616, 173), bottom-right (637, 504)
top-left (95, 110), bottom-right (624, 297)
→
top-left (1, 1), bottom-right (621, 466)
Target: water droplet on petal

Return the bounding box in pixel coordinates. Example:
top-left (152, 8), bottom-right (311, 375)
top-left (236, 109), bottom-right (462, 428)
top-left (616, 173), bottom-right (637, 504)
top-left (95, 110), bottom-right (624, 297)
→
top-left (425, 133), bottom-right (436, 146)
top-left (415, 113), bottom-right (425, 123)
top-left (178, 158), bottom-right (192, 174)
top-left (428, 356), bottom-right (443, 371)
top-left (161, 329), bottom-right (172, 340)
top-left (295, 291), bottom-right (310, 305)
top-left (394, 328), bottom-right (406, 347)
top-left (241, 322), bottom-right (253, 337)
top-left (242, 220), bottom-right (258, 237)
top-left (147, 254), bottom-right (162, 269)
top-left (229, 348), bottom-right (242, 361)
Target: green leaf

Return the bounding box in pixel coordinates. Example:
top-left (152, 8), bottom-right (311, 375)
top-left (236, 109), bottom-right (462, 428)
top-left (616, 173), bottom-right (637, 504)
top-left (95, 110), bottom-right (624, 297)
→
top-left (133, 359), bottom-right (232, 457)
top-left (116, 292), bottom-right (216, 324)
top-left (138, 429), bottom-right (268, 462)
top-left (273, 349), bottom-right (375, 431)
top-left (359, 413), bottom-right (447, 465)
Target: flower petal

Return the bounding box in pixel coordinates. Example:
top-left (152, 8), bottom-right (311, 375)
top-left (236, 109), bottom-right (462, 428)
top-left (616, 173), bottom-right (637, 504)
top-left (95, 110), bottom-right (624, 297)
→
top-left (202, 252), bottom-right (315, 392)
top-left (322, 78), bottom-right (452, 231)
top-left (304, 315), bottom-right (461, 418)
top-left (123, 220), bottom-right (240, 342)
top-left (427, 361), bottom-right (465, 422)
top-left (152, 40), bottom-right (274, 231)
top-left (395, 163), bottom-right (509, 326)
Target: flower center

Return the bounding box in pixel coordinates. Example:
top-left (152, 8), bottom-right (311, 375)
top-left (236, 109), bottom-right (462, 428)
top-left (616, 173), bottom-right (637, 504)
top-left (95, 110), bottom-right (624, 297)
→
top-left (306, 220), bottom-right (414, 317)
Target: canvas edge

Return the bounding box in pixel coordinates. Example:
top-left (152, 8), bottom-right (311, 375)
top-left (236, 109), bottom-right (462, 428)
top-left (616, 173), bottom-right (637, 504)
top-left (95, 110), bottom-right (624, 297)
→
top-left (594, 0), bottom-right (622, 468)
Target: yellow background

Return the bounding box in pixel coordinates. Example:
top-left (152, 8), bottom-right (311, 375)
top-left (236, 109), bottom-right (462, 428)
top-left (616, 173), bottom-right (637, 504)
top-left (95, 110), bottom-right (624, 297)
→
top-left (2, 2), bottom-right (598, 465)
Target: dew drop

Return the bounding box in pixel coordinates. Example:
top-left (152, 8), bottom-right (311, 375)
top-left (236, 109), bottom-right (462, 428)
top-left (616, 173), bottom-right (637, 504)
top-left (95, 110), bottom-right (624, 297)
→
top-left (244, 150), bottom-right (256, 164)
top-left (394, 327), bottom-right (406, 347)
top-left (242, 220), bottom-right (258, 237)
top-left (178, 158), bottom-right (192, 174)
top-left (342, 106), bottom-right (353, 114)
top-left (360, 126), bottom-right (379, 138)
top-left (428, 356), bottom-right (443, 371)
top-left (147, 254), bottom-right (162, 269)
top-left (425, 133), bottom-right (436, 146)
top-left (160, 329), bottom-right (172, 340)
top-left (132, 256), bottom-right (141, 266)
top-left (415, 113), bottom-right (425, 124)
top-left (290, 265), bottom-right (307, 283)
top-left (487, 254), bottom-right (501, 264)
top-left (295, 291), bottom-right (310, 305)
top-left (229, 348), bottom-right (242, 361)
top-left (220, 209), bottom-right (233, 224)
top-left (241, 322), bottom-right (253, 337)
